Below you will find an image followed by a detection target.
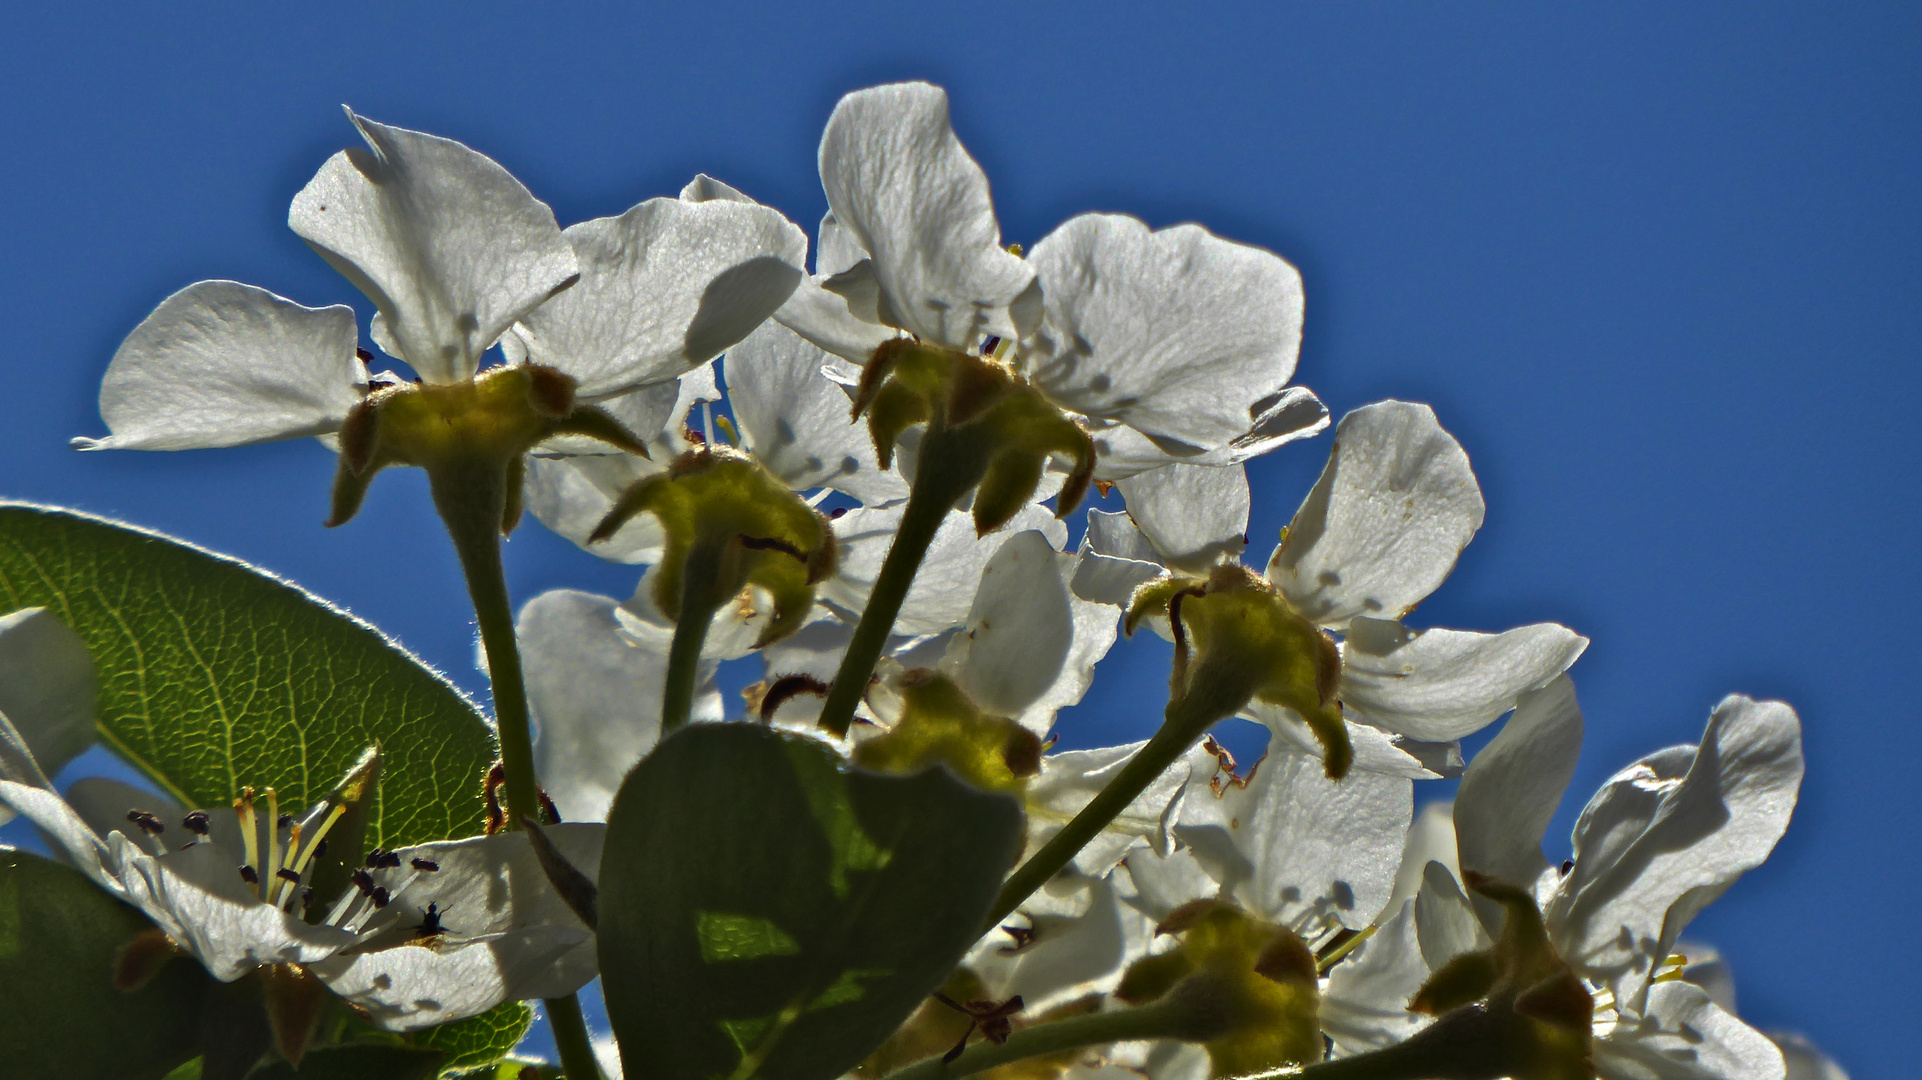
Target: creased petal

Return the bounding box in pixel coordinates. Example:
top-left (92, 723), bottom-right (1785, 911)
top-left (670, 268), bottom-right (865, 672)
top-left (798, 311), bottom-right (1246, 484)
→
top-left (818, 82), bottom-right (1033, 350)
top-left (1769, 1032), bottom-right (1849, 1080)
top-left (825, 502), bottom-right (1065, 637)
top-left (0, 777), bottom-right (120, 893)
top-left (1025, 214), bottom-right (1305, 456)
top-left (1086, 385), bottom-right (1329, 482)
top-left (1550, 697), bottom-right (1803, 1004)
top-left (289, 111), bottom-right (577, 382)
top-left (725, 320), bottom-right (907, 505)
top-left (1595, 980), bottom-right (1786, 1080)
top-left (1339, 619), bottom-right (1588, 742)
top-left (1026, 742), bottom-right (1190, 879)
top-left (1267, 402), bottom-right (1484, 630)
top-left (511, 190), bottom-right (806, 399)
top-left (1210, 746), bottom-right (1412, 930)
top-left (523, 591), bottom-right (670, 824)
top-left (0, 608), bottom-right (97, 787)
top-left (1320, 897), bottom-right (1434, 1055)
top-left (967, 876), bottom-right (1149, 1015)
top-left (77, 281), bottom-right (361, 450)
top-left (1453, 675), bottom-right (1584, 928)
top-left (123, 841), bottom-right (354, 981)
top-left (1114, 464), bottom-right (1250, 572)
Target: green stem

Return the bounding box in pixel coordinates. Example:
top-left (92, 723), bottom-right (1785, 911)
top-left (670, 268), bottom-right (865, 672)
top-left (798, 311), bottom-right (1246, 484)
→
top-left (986, 690), bottom-right (1226, 928)
top-left (431, 464), bottom-right (603, 1080)
top-left (816, 451), bottom-right (965, 739)
top-left (878, 1000), bottom-right (1194, 1080)
top-left (545, 993), bottom-right (603, 1080)
top-left (661, 540), bottom-right (725, 737)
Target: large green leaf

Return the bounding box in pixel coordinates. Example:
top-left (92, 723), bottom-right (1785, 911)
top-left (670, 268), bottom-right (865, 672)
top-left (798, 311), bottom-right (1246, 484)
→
top-left (0, 503), bottom-right (494, 845)
top-left (0, 849), bottom-right (211, 1078)
top-left (416, 1000), bottom-right (534, 1076)
top-left (598, 724), bottom-right (1024, 1080)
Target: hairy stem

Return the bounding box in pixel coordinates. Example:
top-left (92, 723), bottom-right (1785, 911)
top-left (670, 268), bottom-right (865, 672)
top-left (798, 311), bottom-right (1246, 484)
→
top-left (661, 540), bottom-right (725, 737)
top-left (432, 464), bottom-right (602, 1080)
top-left (987, 689), bottom-right (1229, 927)
top-left (879, 1000), bottom-right (1194, 1080)
top-left (816, 451), bottom-right (964, 738)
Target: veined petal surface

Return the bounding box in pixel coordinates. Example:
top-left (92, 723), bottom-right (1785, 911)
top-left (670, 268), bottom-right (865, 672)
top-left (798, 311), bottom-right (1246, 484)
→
top-left (1338, 619), bottom-right (1588, 742)
top-left (725, 320), bottom-right (907, 505)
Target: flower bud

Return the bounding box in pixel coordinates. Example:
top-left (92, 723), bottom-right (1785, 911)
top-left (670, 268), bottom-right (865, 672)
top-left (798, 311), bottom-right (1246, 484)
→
top-left (1114, 900), bottom-right (1321, 1077)
top-left (592, 445), bottom-right (837, 648)
top-left (853, 670), bottom-right (1041, 795)
top-left (1127, 564), bottom-right (1351, 778)
top-left (853, 339), bottom-right (1094, 534)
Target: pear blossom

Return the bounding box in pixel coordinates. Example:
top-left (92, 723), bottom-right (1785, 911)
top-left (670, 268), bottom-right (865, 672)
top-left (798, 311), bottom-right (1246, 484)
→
top-left (0, 607), bottom-right (98, 823)
top-left (76, 112), bottom-right (803, 453)
top-left (1322, 676), bottom-right (1808, 1079)
top-left (1081, 401), bottom-right (1588, 779)
top-left (775, 82), bottom-right (1328, 483)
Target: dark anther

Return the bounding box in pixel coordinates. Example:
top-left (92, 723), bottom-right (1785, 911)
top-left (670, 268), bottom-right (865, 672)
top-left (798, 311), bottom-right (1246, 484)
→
top-left (998, 924), bottom-right (1037, 954)
top-left (275, 868), bottom-right (301, 884)
top-left (412, 902), bottom-right (446, 939)
top-left (239, 865), bottom-right (259, 885)
top-left (182, 810), bottom-right (211, 836)
top-left (410, 857), bottom-right (440, 873)
top-left (355, 347), bottom-right (374, 364)
top-left (351, 868), bottom-right (376, 895)
top-left (759, 673), bottom-right (832, 723)
top-left (374, 851), bottom-right (402, 869)
top-left (126, 809), bottom-right (165, 836)
top-left (539, 789), bottom-right (563, 825)
top-left (365, 848), bottom-right (387, 868)
top-left (980, 335), bottom-right (1002, 357)
top-left (737, 533), bottom-right (808, 564)
top-left (482, 761), bottom-right (507, 835)
top-left (301, 887), bottom-right (314, 908)
top-left (1560, 859), bottom-right (1575, 876)
top-left (932, 993), bottom-right (1024, 1062)
top-left (370, 886), bottom-right (391, 908)
top-left (277, 813), bottom-right (293, 830)
top-left (828, 506), bottom-right (847, 520)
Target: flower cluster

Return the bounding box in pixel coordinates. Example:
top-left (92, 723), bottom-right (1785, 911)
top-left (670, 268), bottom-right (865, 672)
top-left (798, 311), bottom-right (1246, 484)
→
top-left (9, 81), bottom-right (1842, 1080)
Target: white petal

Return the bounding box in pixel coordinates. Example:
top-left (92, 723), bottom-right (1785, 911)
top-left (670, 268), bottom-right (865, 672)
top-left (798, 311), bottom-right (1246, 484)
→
top-left (0, 608), bottom-right (97, 784)
top-left (771, 274), bottom-right (903, 366)
top-left (77, 281), bottom-right (361, 450)
top-left (1267, 402), bottom-right (1484, 630)
top-left (0, 777), bottom-right (121, 893)
top-left (1453, 675), bottom-right (1583, 927)
top-left (1025, 214), bottom-right (1305, 455)
top-left (680, 174), bottom-right (753, 204)
top-left (124, 841), bottom-right (354, 981)
top-left (1249, 702), bottom-right (1453, 780)
top-left (523, 591), bottom-right (669, 823)
top-left (1320, 898), bottom-right (1434, 1054)
top-left (968, 876), bottom-right (1150, 1015)
top-left (1114, 464), bottom-right (1250, 572)
top-left (1595, 980), bottom-right (1786, 1080)
top-left (314, 925), bottom-right (589, 1031)
top-left (1217, 746), bottom-right (1412, 930)
top-left (1550, 697), bottom-right (1803, 1004)
top-left (817, 82), bottom-right (1033, 350)
top-left (1340, 620), bottom-right (1588, 742)
top-left (523, 455), bottom-right (664, 564)
top-left (1119, 845), bottom-right (1224, 922)
top-left (289, 111), bottom-right (577, 382)
top-left (1768, 1032), bottom-right (1849, 1080)
top-left (1385, 802), bottom-right (1462, 917)
top-left (1026, 742), bottom-right (1190, 879)
top-left (724, 321), bottom-right (907, 505)
top-left (943, 531), bottom-right (1074, 725)
top-left (510, 193), bottom-right (805, 400)
top-left (1085, 385), bottom-right (1329, 482)
top-left (816, 211), bottom-right (868, 277)
top-left (824, 502), bottom-right (1065, 637)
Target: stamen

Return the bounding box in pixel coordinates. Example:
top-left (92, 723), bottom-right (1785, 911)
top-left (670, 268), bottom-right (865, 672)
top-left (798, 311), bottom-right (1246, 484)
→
top-left (271, 823), bottom-right (304, 907)
top-left (980, 335), bottom-right (1002, 357)
top-left (286, 804), bottom-right (347, 881)
top-left (182, 811), bottom-right (210, 837)
top-left (373, 851), bottom-right (402, 870)
top-left (262, 789), bottom-right (280, 902)
top-left (370, 886), bottom-right (390, 908)
top-left (126, 809), bottom-right (165, 836)
top-left (702, 401), bottom-right (715, 445)
top-left (410, 857), bottom-right (440, 872)
top-left (235, 789), bottom-right (261, 896)
top-left (275, 868), bottom-right (302, 885)
top-left (804, 488), bottom-right (833, 508)
top-left (352, 869), bottom-right (376, 894)
top-left (277, 813), bottom-right (293, 830)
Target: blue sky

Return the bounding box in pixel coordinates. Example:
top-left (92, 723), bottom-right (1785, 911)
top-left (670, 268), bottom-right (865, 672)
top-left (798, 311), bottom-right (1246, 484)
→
top-left (1, 3), bottom-right (1914, 1074)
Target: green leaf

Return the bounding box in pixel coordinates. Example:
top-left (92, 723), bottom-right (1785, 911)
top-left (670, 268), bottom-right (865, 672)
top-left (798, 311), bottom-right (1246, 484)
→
top-left (0, 849), bottom-right (211, 1078)
top-left (415, 1000), bottom-right (535, 1076)
top-left (0, 503), bottom-right (495, 846)
top-left (244, 1044), bottom-right (447, 1080)
top-left (598, 723), bottom-right (1025, 1080)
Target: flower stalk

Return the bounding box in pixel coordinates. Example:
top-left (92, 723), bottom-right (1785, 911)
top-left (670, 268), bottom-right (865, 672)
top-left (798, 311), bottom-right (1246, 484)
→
top-left (660, 538), bottom-right (725, 736)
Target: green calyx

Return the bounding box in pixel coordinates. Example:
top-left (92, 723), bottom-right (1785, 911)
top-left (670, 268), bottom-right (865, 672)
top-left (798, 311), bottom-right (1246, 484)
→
top-left (854, 339), bottom-right (1096, 535)
top-left (1397, 872), bottom-right (1595, 1080)
top-left (852, 670), bottom-right (1043, 795)
top-left (327, 363), bottom-right (648, 531)
top-left (1127, 564), bottom-right (1351, 779)
top-left (591, 444), bottom-right (837, 648)
top-left (1115, 900), bottom-right (1322, 1077)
